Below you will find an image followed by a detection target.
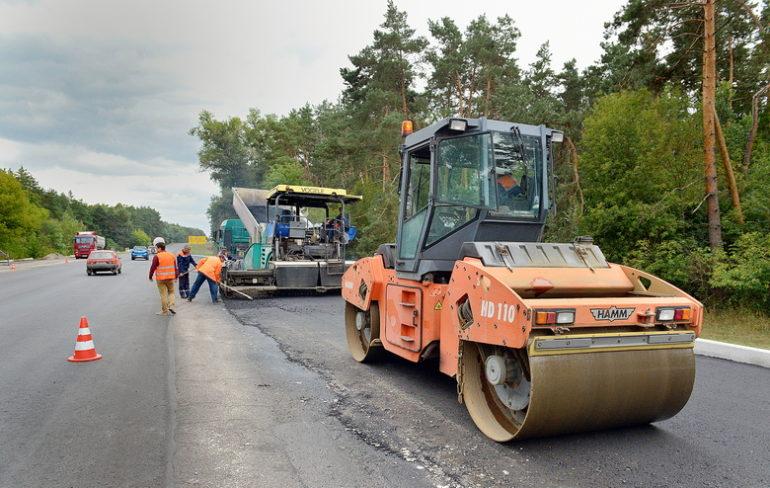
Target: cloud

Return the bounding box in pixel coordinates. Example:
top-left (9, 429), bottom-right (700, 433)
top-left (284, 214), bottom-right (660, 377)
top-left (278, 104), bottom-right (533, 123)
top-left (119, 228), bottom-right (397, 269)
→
top-left (0, 35), bottom-right (199, 162)
top-left (0, 137), bottom-right (217, 231)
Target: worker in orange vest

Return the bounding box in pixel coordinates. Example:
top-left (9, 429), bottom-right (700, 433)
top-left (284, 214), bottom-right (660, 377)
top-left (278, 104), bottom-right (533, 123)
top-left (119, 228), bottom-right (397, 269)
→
top-left (148, 241), bottom-right (179, 315)
top-left (187, 252), bottom-right (224, 303)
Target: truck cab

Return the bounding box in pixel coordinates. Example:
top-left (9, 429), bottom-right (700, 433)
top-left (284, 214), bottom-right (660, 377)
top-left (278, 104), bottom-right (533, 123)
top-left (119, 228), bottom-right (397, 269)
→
top-left (216, 219), bottom-right (251, 257)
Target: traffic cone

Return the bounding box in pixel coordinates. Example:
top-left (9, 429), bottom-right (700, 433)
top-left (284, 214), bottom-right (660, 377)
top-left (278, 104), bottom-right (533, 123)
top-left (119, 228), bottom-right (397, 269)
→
top-left (10, 263), bottom-right (16, 272)
top-left (67, 316), bottom-right (102, 362)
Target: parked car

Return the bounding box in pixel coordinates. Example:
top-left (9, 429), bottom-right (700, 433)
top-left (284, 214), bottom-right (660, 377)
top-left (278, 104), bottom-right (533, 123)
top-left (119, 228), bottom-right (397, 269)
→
top-left (131, 246), bottom-right (150, 260)
top-left (87, 250), bottom-right (122, 275)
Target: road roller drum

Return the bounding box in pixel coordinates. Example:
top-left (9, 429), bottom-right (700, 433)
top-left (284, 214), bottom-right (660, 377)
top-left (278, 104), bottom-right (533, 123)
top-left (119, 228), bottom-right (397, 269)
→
top-left (461, 333), bottom-right (696, 441)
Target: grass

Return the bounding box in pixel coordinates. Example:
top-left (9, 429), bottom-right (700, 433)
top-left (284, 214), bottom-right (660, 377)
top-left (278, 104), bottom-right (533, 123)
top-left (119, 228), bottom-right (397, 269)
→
top-left (701, 309), bottom-right (770, 349)
top-left (188, 241), bottom-right (216, 256)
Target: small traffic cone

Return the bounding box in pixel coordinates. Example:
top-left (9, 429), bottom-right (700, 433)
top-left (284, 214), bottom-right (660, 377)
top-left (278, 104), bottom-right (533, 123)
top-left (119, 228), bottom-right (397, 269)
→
top-left (67, 316), bottom-right (102, 362)
top-left (10, 263), bottom-right (16, 272)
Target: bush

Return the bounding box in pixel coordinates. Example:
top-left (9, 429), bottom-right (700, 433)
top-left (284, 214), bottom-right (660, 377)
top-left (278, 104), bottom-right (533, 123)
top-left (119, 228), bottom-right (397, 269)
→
top-left (626, 239), bottom-right (717, 300)
top-left (710, 232), bottom-right (770, 310)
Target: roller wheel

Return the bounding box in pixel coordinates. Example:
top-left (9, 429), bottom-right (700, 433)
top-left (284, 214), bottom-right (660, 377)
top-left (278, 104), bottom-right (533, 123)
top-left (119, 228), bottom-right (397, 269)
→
top-left (460, 341), bottom-right (528, 442)
top-left (460, 339), bottom-right (696, 442)
top-left (345, 301), bottom-right (382, 362)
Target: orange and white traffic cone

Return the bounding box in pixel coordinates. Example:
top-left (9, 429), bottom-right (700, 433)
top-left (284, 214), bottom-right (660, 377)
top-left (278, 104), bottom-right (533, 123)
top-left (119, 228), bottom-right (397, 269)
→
top-left (10, 263), bottom-right (16, 272)
top-left (67, 316), bottom-right (102, 362)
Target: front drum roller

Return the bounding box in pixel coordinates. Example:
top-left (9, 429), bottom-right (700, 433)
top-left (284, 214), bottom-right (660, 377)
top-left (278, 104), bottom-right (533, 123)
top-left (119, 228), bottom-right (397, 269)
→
top-left (345, 301), bottom-right (382, 362)
top-left (461, 339), bottom-right (696, 441)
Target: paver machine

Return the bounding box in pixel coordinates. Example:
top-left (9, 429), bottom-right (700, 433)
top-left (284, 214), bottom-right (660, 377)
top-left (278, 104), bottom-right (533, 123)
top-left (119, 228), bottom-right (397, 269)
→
top-left (342, 117), bottom-right (703, 441)
top-left (223, 185), bottom-right (361, 297)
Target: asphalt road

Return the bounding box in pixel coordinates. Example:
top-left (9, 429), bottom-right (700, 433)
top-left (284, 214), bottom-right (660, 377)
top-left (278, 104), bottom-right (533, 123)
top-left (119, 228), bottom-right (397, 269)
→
top-left (2, 253), bottom-right (769, 488)
top-left (0, 253), bottom-right (170, 487)
top-left (228, 295), bottom-right (770, 488)
top-left (0, 253), bottom-right (432, 488)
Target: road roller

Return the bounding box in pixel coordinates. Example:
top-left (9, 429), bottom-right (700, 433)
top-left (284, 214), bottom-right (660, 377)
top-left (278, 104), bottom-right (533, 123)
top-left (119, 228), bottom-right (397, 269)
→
top-left (341, 117), bottom-right (703, 441)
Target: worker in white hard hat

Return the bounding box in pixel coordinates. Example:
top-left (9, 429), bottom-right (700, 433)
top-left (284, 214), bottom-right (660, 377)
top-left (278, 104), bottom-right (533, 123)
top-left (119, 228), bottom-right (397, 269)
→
top-left (153, 236), bottom-right (166, 246)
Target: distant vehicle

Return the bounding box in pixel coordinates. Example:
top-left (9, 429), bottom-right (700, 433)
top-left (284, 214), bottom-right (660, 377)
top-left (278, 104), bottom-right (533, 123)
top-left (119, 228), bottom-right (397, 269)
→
top-left (74, 231), bottom-right (106, 259)
top-left (131, 246), bottom-right (149, 260)
top-left (148, 245), bottom-right (157, 254)
top-left (86, 250), bottom-right (122, 275)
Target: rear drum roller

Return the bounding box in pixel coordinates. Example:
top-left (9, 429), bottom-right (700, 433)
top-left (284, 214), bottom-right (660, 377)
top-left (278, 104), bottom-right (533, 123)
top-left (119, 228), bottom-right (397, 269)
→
top-left (460, 339), bottom-right (696, 441)
top-left (345, 302), bottom-right (381, 362)
top-left (462, 342), bottom-right (528, 442)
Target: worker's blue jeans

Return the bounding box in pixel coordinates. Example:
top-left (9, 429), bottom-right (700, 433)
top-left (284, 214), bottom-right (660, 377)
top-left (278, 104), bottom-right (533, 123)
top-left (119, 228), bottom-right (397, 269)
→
top-left (189, 272), bottom-right (218, 303)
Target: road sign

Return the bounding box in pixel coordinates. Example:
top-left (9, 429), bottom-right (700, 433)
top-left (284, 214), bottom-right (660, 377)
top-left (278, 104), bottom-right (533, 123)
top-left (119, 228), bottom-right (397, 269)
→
top-left (188, 235), bottom-right (207, 245)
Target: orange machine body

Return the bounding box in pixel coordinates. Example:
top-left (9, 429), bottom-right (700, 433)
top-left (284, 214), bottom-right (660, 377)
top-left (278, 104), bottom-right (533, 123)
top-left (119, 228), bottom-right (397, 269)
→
top-left (342, 255), bottom-right (704, 378)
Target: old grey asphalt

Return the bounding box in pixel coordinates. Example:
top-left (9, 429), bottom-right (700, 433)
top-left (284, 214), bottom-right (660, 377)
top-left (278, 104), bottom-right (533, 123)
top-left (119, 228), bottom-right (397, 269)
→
top-left (0, 254), bottom-right (170, 487)
top-left (0, 253), bottom-right (432, 488)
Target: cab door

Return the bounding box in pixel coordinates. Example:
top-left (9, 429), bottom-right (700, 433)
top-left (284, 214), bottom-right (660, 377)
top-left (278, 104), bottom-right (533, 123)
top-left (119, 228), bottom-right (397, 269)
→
top-left (384, 284), bottom-right (422, 353)
top-left (395, 144), bottom-right (431, 274)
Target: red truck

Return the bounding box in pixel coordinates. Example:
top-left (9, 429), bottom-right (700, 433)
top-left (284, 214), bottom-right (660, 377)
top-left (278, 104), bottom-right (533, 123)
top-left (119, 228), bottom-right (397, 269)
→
top-left (73, 231), bottom-right (106, 259)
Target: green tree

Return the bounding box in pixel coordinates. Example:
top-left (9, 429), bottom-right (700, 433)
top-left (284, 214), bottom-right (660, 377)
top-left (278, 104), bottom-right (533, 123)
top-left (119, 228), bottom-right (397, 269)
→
top-left (0, 171), bottom-right (46, 257)
top-left (341, 0), bottom-right (427, 117)
top-left (578, 89), bottom-right (703, 261)
top-left (264, 157), bottom-right (307, 188)
top-left (190, 111), bottom-right (261, 190)
top-left (130, 229), bottom-right (151, 247)
top-left (425, 15), bottom-right (521, 118)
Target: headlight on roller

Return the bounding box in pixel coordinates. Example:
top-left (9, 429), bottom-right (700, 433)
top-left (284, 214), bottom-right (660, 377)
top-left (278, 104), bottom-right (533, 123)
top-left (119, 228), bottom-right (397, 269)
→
top-left (556, 311), bottom-right (575, 324)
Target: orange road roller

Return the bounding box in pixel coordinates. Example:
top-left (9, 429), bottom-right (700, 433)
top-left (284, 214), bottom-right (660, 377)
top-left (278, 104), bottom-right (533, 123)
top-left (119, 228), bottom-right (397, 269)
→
top-left (342, 117), bottom-right (702, 441)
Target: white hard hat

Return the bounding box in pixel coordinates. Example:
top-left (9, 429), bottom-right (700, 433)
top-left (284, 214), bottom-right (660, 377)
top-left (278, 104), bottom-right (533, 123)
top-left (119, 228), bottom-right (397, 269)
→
top-left (152, 237), bottom-right (166, 246)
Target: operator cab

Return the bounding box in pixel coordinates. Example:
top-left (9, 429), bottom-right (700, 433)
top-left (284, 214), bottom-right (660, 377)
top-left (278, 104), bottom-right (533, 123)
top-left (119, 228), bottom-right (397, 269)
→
top-left (395, 117), bottom-right (562, 281)
top-left (264, 185), bottom-right (362, 261)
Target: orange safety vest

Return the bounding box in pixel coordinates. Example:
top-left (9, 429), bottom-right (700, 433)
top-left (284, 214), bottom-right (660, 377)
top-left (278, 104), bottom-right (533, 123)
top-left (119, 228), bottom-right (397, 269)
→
top-left (155, 251), bottom-right (177, 281)
top-left (196, 256), bottom-right (222, 283)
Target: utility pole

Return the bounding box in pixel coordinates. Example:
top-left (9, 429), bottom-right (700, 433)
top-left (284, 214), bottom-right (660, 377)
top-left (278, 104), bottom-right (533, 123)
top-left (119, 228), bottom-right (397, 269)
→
top-left (702, 0), bottom-right (723, 249)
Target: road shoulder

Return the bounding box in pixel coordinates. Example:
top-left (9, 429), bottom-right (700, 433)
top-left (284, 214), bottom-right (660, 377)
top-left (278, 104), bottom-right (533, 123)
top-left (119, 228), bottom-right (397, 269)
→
top-left (695, 338), bottom-right (770, 368)
top-left (170, 299), bottom-right (434, 488)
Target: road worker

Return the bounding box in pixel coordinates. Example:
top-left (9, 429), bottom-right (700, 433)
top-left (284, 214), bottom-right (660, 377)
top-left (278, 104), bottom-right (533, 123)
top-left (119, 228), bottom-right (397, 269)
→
top-left (176, 245), bottom-right (197, 298)
top-left (187, 252), bottom-right (224, 303)
top-left (148, 241), bottom-right (179, 315)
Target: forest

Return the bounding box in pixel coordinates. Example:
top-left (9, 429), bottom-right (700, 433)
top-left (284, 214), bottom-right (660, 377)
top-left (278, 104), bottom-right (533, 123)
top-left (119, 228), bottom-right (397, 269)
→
top-left (0, 167), bottom-right (205, 257)
top-left (191, 0), bottom-right (769, 313)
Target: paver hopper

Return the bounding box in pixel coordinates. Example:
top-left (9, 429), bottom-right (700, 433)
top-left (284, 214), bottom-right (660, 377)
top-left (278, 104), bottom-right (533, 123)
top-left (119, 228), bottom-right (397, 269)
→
top-left (341, 117), bottom-right (702, 441)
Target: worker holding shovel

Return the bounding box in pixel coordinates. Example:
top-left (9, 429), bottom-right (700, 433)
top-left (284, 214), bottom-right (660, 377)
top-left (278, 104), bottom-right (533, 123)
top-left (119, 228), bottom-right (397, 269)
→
top-left (187, 252), bottom-right (224, 304)
top-left (176, 245), bottom-right (197, 299)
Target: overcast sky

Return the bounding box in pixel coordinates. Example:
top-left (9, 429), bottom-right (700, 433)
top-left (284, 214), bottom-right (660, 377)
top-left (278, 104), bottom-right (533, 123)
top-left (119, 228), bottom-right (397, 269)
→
top-left (0, 0), bottom-right (623, 233)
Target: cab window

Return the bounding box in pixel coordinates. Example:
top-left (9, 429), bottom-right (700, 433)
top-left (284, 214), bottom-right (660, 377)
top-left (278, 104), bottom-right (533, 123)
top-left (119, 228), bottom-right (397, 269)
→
top-left (491, 131), bottom-right (543, 219)
top-left (399, 147), bottom-right (430, 259)
top-left (427, 133), bottom-right (493, 245)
